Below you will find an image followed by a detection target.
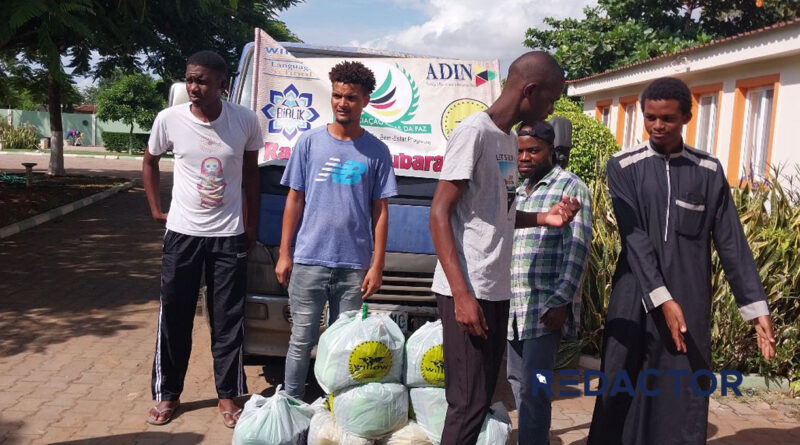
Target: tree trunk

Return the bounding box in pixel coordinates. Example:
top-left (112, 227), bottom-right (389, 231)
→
top-left (47, 75), bottom-right (65, 176)
top-left (128, 124), bottom-right (134, 156)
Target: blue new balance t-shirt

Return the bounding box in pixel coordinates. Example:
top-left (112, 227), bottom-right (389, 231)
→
top-left (281, 125), bottom-right (398, 269)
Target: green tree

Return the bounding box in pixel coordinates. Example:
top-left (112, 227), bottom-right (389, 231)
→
top-left (0, 0), bottom-right (95, 174)
top-left (1, 0), bottom-right (301, 174)
top-left (526, 0), bottom-right (800, 80)
top-left (95, 74), bottom-right (164, 154)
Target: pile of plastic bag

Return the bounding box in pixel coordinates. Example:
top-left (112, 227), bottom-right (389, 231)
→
top-left (314, 305), bottom-right (405, 394)
top-left (309, 304), bottom-right (409, 441)
top-left (404, 321), bottom-right (447, 444)
top-left (232, 386), bottom-right (315, 445)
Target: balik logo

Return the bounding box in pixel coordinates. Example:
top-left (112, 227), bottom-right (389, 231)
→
top-left (262, 84), bottom-right (320, 140)
top-left (361, 62), bottom-right (431, 134)
top-left (315, 157), bottom-right (368, 185)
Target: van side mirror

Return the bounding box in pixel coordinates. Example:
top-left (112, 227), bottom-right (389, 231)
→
top-left (168, 82), bottom-right (189, 107)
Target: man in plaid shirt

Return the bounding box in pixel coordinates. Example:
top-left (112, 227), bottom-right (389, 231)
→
top-left (507, 121), bottom-right (592, 445)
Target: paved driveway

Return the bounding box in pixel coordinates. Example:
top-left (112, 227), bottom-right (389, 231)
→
top-left (0, 155), bottom-right (797, 444)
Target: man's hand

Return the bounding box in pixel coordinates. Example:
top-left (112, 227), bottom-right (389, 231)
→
top-left (153, 212), bottom-right (168, 224)
top-left (542, 196), bottom-right (581, 228)
top-left (661, 300), bottom-right (687, 353)
top-left (540, 305), bottom-right (569, 331)
top-left (453, 292), bottom-right (488, 339)
top-left (275, 254), bottom-right (293, 287)
top-left (361, 267), bottom-right (382, 300)
top-left (753, 315), bottom-right (776, 360)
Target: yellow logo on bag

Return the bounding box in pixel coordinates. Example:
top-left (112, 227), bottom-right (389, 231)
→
top-left (348, 341), bottom-right (392, 382)
top-left (420, 344), bottom-right (445, 386)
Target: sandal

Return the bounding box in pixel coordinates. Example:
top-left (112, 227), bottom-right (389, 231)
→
top-left (220, 408), bottom-right (242, 428)
top-left (146, 401), bottom-right (180, 426)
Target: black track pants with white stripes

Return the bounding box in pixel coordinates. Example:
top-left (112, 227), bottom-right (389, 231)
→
top-left (151, 230), bottom-right (248, 401)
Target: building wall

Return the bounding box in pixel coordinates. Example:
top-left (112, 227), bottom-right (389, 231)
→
top-left (579, 55), bottom-right (800, 184)
top-left (2, 109), bottom-right (150, 147)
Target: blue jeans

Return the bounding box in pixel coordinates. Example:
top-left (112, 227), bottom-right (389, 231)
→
top-left (284, 263), bottom-right (366, 399)
top-left (507, 330), bottom-right (562, 445)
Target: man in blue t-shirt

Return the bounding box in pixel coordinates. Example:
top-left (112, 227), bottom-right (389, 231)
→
top-left (276, 61), bottom-right (398, 399)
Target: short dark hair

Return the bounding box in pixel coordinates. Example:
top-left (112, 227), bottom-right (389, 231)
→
top-left (187, 51), bottom-right (228, 77)
top-left (640, 77), bottom-right (692, 114)
top-left (329, 61), bottom-right (376, 95)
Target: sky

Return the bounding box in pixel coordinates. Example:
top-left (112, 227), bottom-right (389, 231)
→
top-left (279, 0), bottom-right (597, 76)
top-left (71, 0), bottom-right (595, 90)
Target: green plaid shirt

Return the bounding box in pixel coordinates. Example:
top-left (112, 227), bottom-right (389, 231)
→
top-left (508, 166), bottom-right (592, 341)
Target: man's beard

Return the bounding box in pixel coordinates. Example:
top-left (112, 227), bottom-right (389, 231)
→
top-left (335, 116), bottom-right (352, 125)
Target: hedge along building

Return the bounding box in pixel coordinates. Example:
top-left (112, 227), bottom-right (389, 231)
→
top-left (567, 18), bottom-right (800, 186)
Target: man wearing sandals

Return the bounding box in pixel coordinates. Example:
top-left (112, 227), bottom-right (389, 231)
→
top-left (142, 51), bottom-right (262, 427)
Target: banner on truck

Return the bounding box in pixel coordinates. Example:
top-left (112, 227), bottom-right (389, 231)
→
top-left (252, 28), bottom-right (502, 179)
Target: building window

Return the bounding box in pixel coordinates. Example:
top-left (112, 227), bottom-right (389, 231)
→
top-left (616, 95), bottom-right (638, 150)
top-left (740, 87), bottom-right (774, 180)
top-left (727, 74), bottom-right (779, 185)
top-left (595, 99), bottom-right (612, 129)
top-left (695, 94), bottom-right (718, 153)
top-left (622, 103), bottom-right (636, 149)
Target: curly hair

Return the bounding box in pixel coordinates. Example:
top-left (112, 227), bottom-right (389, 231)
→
top-left (329, 61), bottom-right (376, 95)
top-left (640, 77), bottom-right (692, 115)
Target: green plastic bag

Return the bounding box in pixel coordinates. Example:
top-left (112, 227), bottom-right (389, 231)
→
top-left (232, 386), bottom-right (315, 445)
top-left (404, 320), bottom-right (444, 387)
top-left (476, 402), bottom-right (512, 445)
top-left (409, 387), bottom-right (446, 444)
top-left (332, 382), bottom-right (409, 439)
top-left (315, 305), bottom-right (405, 394)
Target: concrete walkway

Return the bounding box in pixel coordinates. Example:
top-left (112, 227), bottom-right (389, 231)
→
top-left (0, 156), bottom-right (797, 444)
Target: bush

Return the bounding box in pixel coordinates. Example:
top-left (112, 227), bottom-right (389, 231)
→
top-left (102, 131), bottom-right (149, 153)
top-left (548, 98), bottom-right (618, 185)
top-left (0, 121), bottom-right (38, 150)
top-left (710, 169), bottom-right (800, 379)
top-left (580, 162), bottom-right (800, 380)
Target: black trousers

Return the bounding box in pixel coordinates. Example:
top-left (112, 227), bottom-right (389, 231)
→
top-left (151, 230), bottom-right (248, 401)
top-left (437, 294), bottom-right (509, 445)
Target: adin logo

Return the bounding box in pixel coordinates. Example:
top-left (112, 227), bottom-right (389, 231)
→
top-left (262, 84), bottom-right (320, 140)
top-left (315, 157), bottom-right (368, 185)
top-left (361, 62), bottom-right (431, 134)
top-left (426, 63), bottom-right (497, 87)
top-left (474, 65), bottom-right (497, 86)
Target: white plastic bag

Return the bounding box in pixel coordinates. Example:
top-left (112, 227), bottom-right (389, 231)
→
top-left (315, 305), bottom-right (405, 394)
top-left (404, 320), bottom-right (444, 388)
top-left (476, 402), bottom-right (512, 445)
top-left (409, 387), bottom-right (447, 444)
top-left (332, 382), bottom-right (409, 438)
top-left (307, 410), bottom-right (374, 445)
top-left (377, 420), bottom-right (433, 445)
top-left (232, 386), bottom-right (315, 445)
